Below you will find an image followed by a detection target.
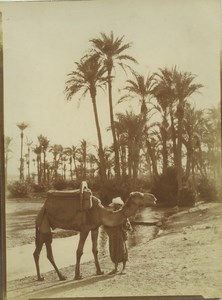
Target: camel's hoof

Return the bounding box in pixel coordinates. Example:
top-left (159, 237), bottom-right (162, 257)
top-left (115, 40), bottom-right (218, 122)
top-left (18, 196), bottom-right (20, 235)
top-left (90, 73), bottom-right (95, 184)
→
top-left (74, 275), bottom-right (83, 280)
top-left (59, 275), bottom-right (67, 281)
top-left (37, 276), bottom-right (44, 281)
top-left (119, 271), bottom-right (126, 275)
top-left (96, 271), bottom-right (104, 276)
top-left (108, 269), bottom-right (118, 275)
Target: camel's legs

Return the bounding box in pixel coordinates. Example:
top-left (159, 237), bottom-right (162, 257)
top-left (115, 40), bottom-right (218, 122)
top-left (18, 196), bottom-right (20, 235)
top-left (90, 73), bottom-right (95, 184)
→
top-left (74, 229), bottom-right (90, 280)
top-left (91, 228), bottom-right (104, 275)
top-left (33, 240), bottom-right (44, 281)
top-left (45, 242), bottom-right (66, 281)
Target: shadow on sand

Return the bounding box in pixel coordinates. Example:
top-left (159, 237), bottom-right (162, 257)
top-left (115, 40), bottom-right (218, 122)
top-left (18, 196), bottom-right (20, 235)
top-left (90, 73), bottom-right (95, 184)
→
top-left (14, 272), bottom-right (117, 299)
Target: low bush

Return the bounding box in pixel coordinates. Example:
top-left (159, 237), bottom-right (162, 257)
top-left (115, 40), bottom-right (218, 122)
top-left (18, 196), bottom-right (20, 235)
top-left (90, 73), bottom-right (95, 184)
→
top-left (197, 177), bottom-right (219, 202)
top-left (31, 183), bottom-right (46, 193)
top-left (151, 167), bottom-right (178, 207)
top-left (178, 186), bottom-right (196, 207)
top-left (53, 179), bottom-right (68, 190)
top-left (7, 180), bottom-right (30, 197)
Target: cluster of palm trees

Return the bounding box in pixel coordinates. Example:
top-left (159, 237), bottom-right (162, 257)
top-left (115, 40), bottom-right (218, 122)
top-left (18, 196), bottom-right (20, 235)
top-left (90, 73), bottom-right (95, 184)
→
top-left (5, 32), bottom-right (220, 197)
top-left (30, 137), bottom-right (101, 187)
top-left (64, 31), bottom-right (221, 194)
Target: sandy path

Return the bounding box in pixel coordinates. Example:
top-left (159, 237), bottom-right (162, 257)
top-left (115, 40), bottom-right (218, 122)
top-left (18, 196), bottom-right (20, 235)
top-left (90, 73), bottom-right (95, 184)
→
top-left (6, 202), bottom-right (222, 300)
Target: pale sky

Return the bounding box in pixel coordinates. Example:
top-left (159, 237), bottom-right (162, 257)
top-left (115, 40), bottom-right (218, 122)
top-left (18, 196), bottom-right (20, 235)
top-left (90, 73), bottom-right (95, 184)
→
top-left (1, 0), bottom-right (221, 176)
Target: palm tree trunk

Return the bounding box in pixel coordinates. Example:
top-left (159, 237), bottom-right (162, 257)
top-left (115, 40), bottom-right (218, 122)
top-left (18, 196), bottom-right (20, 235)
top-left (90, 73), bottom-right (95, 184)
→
top-left (20, 132), bottom-right (24, 181)
top-left (73, 156), bottom-right (78, 180)
top-left (91, 90), bottom-right (107, 183)
top-left (184, 145), bottom-right (191, 181)
top-left (69, 157), bottom-right (73, 180)
top-left (37, 155), bottom-right (40, 185)
top-left (146, 140), bottom-right (159, 179)
top-left (191, 155), bottom-right (196, 190)
top-left (128, 144), bottom-right (132, 178)
top-left (161, 111), bottom-right (168, 174)
top-left (121, 145), bottom-right (127, 177)
top-left (27, 147), bottom-right (31, 179)
top-left (107, 71), bottom-right (121, 179)
top-left (43, 151), bottom-right (46, 185)
top-left (177, 101), bottom-right (184, 198)
top-left (132, 148), bottom-right (140, 188)
top-left (170, 108), bottom-right (177, 165)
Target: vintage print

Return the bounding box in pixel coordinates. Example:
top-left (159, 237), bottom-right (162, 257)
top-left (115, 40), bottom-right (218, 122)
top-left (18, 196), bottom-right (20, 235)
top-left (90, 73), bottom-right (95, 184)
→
top-left (1, 0), bottom-right (221, 299)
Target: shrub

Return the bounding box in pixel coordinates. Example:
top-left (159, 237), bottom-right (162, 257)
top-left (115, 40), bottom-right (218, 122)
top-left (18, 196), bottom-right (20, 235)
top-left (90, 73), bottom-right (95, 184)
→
top-left (53, 179), bottom-right (68, 190)
top-left (99, 178), bottom-right (133, 206)
top-left (31, 183), bottom-right (46, 193)
top-left (7, 180), bottom-right (29, 198)
top-left (151, 167), bottom-right (178, 207)
top-left (197, 177), bottom-right (219, 202)
top-left (178, 186), bottom-right (196, 207)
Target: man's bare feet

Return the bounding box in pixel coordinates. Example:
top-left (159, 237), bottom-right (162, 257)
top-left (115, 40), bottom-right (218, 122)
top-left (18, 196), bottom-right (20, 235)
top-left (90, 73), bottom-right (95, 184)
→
top-left (108, 269), bottom-right (118, 275)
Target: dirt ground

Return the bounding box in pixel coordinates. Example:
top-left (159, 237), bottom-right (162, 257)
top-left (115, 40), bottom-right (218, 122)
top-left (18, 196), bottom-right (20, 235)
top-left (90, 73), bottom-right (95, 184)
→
top-left (6, 202), bottom-right (222, 300)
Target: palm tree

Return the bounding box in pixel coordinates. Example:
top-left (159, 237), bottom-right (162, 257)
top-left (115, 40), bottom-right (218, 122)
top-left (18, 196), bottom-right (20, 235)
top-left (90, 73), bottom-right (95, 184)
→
top-left (115, 111), bottom-right (145, 186)
top-left (152, 74), bottom-right (174, 174)
top-left (65, 53), bottom-right (107, 183)
top-left (49, 144), bottom-right (63, 181)
top-left (204, 106), bottom-right (221, 182)
top-left (25, 138), bottom-right (33, 180)
top-left (169, 67), bottom-right (203, 195)
top-left (37, 135), bottom-right (50, 185)
top-left (17, 122), bottom-right (29, 180)
top-left (33, 145), bottom-right (42, 185)
top-left (91, 31), bottom-right (137, 179)
top-left (119, 71), bottom-right (155, 119)
top-left (153, 68), bottom-right (178, 166)
top-left (78, 139), bottom-right (88, 180)
top-left (4, 136), bottom-right (13, 183)
top-left (64, 147), bottom-right (75, 180)
top-left (145, 128), bottom-right (160, 180)
top-left (88, 153), bottom-right (97, 178)
top-left (183, 104), bottom-right (206, 187)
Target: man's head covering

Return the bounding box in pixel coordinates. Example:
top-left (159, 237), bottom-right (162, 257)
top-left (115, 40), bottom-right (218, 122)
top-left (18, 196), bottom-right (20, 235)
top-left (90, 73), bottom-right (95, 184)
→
top-left (109, 197), bottom-right (124, 207)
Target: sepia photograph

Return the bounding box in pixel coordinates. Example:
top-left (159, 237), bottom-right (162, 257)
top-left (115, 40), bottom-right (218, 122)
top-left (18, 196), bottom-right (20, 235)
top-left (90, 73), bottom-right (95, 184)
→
top-left (0, 0), bottom-right (221, 299)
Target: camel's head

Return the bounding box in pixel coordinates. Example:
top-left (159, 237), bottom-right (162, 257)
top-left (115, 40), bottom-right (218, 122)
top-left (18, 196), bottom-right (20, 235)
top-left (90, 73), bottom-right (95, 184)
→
top-left (129, 192), bottom-right (157, 207)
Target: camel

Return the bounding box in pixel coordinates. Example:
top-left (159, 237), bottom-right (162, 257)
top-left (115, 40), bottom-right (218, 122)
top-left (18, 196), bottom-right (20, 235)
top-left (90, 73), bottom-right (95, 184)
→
top-left (33, 182), bottom-right (157, 281)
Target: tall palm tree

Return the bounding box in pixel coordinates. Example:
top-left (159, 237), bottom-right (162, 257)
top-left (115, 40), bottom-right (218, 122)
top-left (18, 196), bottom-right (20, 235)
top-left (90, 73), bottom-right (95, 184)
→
top-left (119, 71), bottom-right (155, 119)
top-left (25, 138), bottom-right (33, 180)
top-left (38, 135), bottom-right (49, 185)
top-left (115, 111), bottom-right (145, 186)
top-left (64, 146), bottom-right (77, 180)
top-left (153, 68), bottom-right (178, 166)
top-left (169, 67), bottom-right (203, 195)
top-left (33, 145), bottom-right (42, 185)
top-left (17, 122), bottom-right (29, 181)
top-left (65, 53), bottom-right (107, 183)
top-left (49, 144), bottom-right (63, 181)
top-left (152, 73), bottom-right (174, 174)
top-left (91, 32), bottom-right (137, 179)
top-left (78, 139), bottom-right (88, 180)
top-left (204, 106), bottom-right (221, 182)
top-left (183, 104), bottom-right (206, 187)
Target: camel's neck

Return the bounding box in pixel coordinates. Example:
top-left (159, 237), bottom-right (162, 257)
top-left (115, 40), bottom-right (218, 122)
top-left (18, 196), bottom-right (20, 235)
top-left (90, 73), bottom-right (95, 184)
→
top-left (92, 196), bottom-right (138, 227)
